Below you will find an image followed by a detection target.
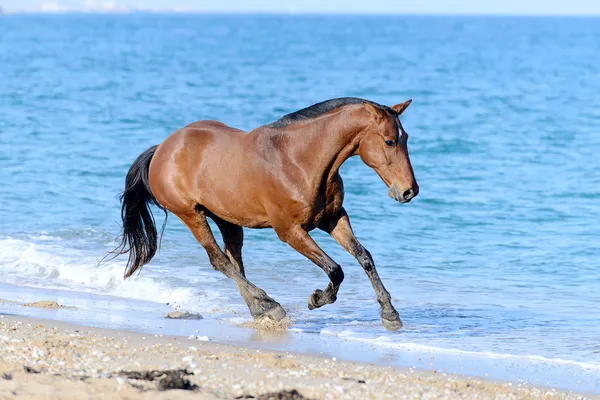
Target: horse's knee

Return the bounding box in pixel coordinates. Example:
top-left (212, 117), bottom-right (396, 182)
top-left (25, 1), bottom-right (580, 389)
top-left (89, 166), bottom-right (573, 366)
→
top-left (362, 259), bottom-right (374, 273)
top-left (330, 264), bottom-right (344, 286)
top-left (358, 249), bottom-right (374, 272)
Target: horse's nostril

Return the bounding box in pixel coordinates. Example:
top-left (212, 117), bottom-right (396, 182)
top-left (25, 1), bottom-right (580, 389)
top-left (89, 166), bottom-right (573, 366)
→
top-left (402, 189), bottom-right (414, 201)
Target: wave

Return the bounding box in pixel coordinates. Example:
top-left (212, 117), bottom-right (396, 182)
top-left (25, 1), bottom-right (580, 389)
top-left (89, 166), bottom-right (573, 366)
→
top-left (320, 328), bottom-right (600, 371)
top-left (0, 237), bottom-right (224, 314)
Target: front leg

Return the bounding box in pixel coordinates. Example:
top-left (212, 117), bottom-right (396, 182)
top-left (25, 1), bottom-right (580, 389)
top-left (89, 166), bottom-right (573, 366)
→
top-left (275, 225), bottom-right (344, 310)
top-left (320, 209), bottom-right (402, 331)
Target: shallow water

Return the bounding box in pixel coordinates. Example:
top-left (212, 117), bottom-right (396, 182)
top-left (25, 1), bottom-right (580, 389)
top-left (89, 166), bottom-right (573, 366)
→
top-left (1, 14), bottom-right (599, 388)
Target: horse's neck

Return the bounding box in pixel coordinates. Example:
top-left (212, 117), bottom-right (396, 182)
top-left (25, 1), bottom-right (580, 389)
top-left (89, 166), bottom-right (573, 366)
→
top-left (293, 108), bottom-right (366, 187)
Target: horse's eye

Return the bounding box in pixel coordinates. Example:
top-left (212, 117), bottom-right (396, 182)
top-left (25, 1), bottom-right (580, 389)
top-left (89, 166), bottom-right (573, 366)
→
top-left (385, 140), bottom-right (395, 147)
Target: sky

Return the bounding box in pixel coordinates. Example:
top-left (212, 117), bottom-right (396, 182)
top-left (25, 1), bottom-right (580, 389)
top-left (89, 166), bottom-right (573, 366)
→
top-left (2, 0), bottom-right (600, 15)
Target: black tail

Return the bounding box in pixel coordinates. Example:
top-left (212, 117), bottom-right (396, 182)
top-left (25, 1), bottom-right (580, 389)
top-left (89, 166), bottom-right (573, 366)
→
top-left (106, 145), bottom-right (167, 279)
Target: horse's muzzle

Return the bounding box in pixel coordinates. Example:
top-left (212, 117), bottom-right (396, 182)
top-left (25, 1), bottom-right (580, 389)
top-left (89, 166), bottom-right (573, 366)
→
top-left (389, 184), bottom-right (419, 203)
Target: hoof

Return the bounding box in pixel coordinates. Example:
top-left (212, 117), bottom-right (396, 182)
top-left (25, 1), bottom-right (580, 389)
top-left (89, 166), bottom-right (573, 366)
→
top-left (308, 289), bottom-right (324, 310)
top-left (382, 317), bottom-right (402, 332)
top-left (381, 308), bottom-right (402, 332)
top-left (381, 315), bottom-right (403, 332)
top-left (257, 303), bottom-right (287, 322)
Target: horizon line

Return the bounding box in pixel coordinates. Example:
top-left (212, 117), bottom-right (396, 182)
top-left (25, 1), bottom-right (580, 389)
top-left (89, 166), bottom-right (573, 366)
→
top-left (3, 9), bottom-right (600, 17)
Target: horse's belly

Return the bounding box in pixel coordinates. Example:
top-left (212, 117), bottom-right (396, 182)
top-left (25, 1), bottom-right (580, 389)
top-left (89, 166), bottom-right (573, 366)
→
top-left (240, 219), bottom-right (272, 229)
top-left (200, 196), bottom-right (272, 229)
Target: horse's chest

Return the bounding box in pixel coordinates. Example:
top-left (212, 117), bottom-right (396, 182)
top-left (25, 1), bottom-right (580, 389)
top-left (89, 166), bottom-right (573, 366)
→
top-left (302, 177), bottom-right (345, 230)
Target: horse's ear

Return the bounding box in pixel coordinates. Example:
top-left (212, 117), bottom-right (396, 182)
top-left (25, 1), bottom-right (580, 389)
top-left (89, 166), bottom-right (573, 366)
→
top-left (391, 99), bottom-right (412, 116)
top-left (364, 102), bottom-right (384, 121)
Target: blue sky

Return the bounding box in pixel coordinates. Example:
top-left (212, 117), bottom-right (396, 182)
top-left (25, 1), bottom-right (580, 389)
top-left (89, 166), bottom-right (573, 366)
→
top-left (3, 0), bottom-right (600, 14)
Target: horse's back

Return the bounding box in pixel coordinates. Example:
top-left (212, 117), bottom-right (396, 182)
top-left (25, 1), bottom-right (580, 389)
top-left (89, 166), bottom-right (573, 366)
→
top-left (185, 120), bottom-right (246, 135)
top-left (148, 120), bottom-right (271, 224)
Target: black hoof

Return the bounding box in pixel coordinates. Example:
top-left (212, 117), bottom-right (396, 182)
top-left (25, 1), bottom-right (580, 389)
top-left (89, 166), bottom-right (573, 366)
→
top-left (258, 303), bottom-right (287, 322)
top-left (381, 309), bottom-right (402, 332)
top-left (308, 289), bottom-right (325, 310)
top-left (381, 316), bottom-right (403, 332)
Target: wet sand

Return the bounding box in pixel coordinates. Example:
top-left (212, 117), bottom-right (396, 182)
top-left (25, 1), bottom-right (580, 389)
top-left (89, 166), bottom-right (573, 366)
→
top-left (0, 314), bottom-right (594, 400)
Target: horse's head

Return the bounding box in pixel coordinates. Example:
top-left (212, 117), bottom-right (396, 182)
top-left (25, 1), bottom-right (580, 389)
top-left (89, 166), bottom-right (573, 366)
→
top-left (357, 100), bottom-right (419, 203)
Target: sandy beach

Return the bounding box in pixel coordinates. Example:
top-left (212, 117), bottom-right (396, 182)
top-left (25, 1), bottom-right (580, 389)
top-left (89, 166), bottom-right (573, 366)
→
top-left (0, 313), bottom-right (595, 400)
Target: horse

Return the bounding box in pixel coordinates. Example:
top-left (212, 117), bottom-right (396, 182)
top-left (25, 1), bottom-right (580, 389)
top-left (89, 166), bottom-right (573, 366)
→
top-left (109, 97), bottom-right (419, 332)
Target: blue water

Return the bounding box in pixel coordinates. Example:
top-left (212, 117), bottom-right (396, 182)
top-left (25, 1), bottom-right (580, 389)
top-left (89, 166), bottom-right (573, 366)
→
top-left (1, 14), bottom-right (600, 386)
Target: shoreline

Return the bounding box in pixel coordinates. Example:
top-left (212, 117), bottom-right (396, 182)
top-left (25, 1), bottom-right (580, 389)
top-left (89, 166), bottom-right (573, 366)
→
top-left (1, 283), bottom-right (599, 397)
top-left (1, 313), bottom-right (595, 399)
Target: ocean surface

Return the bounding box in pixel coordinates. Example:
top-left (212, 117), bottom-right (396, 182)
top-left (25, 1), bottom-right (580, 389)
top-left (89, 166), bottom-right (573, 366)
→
top-left (1, 14), bottom-right (599, 390)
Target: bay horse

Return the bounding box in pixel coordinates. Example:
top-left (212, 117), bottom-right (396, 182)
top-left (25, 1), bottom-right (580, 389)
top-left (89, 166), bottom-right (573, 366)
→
top-left (110, 97), bottom-right (418, 331)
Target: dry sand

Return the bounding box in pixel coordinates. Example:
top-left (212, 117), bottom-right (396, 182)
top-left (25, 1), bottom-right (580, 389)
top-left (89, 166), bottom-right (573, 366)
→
top-left (0, 314), bottom-right (595, 400)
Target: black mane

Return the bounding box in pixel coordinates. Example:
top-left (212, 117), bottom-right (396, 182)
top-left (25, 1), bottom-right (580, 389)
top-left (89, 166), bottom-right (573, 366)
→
top-left (266, 97), bottom-right (394, 128)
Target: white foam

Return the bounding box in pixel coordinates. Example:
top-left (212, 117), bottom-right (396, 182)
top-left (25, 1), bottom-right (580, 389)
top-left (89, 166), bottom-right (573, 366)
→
top-left (320, 328), bottom-right (600, 371)
top-left (0, 238), bottom-right (224, 314)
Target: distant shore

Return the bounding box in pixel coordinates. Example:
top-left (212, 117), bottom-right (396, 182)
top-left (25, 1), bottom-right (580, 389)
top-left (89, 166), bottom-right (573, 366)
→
top-left (0, 314), bottom-right (593, 399)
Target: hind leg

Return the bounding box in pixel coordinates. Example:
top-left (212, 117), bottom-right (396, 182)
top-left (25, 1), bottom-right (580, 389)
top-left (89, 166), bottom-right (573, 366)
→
top-left (213, 217), bottom-right (245, 276)
top-left (180, 209), bottom-right (285, 322)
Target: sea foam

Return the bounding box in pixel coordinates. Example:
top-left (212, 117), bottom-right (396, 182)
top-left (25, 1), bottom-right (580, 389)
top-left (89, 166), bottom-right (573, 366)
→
top-left (0, 237), bottom-right (217, 314)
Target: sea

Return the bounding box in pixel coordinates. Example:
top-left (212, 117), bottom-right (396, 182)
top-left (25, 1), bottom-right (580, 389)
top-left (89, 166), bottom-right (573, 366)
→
top-left (1, 14), bottom-right (599, 393)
